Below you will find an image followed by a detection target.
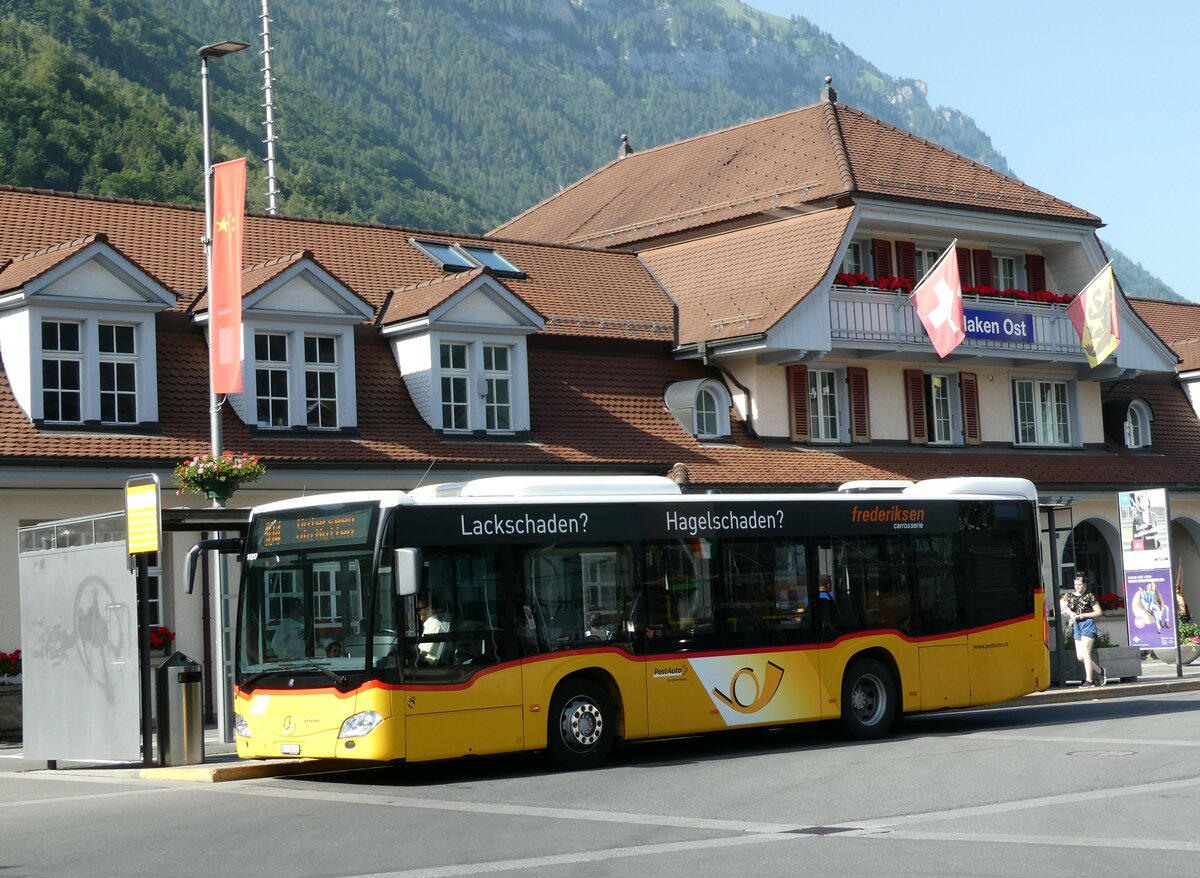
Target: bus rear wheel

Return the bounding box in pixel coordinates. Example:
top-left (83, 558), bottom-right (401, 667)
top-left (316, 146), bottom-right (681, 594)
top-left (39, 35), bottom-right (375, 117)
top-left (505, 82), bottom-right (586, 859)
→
top-left (840, 658), bottom-right (898, 740)
top-left (548, 679), bottom-right (615, 770)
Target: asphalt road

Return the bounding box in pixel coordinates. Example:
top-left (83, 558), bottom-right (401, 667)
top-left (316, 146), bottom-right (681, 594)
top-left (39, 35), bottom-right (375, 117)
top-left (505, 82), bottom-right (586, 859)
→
top-left (3, 690), bottom-right (1199, 877)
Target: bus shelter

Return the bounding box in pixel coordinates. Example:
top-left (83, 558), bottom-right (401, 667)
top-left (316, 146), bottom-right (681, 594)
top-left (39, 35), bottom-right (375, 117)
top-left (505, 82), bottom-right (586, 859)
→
top-left (17, 506), bottom-right (247, 764)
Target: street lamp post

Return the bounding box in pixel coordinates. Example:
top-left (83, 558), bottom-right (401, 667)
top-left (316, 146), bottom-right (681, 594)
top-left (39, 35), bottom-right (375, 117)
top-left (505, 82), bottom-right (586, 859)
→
top-left (197, 40), bottom-right (248, 743)
top-left (198, 40), bottom-right (249, 511)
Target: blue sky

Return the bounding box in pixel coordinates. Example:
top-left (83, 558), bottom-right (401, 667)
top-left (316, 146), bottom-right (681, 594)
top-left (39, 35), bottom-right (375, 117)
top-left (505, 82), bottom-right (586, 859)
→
top-left (749, 0), bottom-right (1199, 301)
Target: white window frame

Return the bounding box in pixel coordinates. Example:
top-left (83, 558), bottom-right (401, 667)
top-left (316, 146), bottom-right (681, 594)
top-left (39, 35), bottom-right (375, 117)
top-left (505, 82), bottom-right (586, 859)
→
top-left (248, 325), bottom-right (354, 431)
top-left (98, 322), bottom-right (138, 424)
top-left (914, 246), bottom-right (943, 281)
top-left (991, 253), bottom-right (1018, 289)
top-left (255, 331), bottom-right (291, 429)
top-left (432, 333), bottom-right (530, 435)
top-left (482, 343), bottom-right (512, 432)
top-left (809, 368), bottom-right (845, 442)
top-left (41, 319), bottom-right (83, 424)
top-left (1125, 399), bottom-right (1153, 449)
top-left (926, 373), bottom-right (957, 444)
top-left (1012, 376), bottom-right (1074, 447)
top-left (36, 312), bottom-right (157, 426)
top-left (695, 388), bottom-right (719, 438)
top-left (841, 241), bottom-right (864, 276)
top-left (440, 341), bottom-right (471, 432)
top-left (303, 335), bottom-right (339, 429)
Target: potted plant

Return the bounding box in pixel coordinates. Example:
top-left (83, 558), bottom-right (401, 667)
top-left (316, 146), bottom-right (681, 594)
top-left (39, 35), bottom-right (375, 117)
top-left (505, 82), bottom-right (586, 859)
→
top-left (0, 648), bottom-right (21, 736)
top-left (174, 451), bottom-right (265, 500)
top-left (1061, 628), bottom-right (1141, 682)
top-left (149, 626), bottom-right (176, 655)
top-left (1154, 618), bottom-right (1200, 665)
top-left (0, 648), bottom-right (20, 685)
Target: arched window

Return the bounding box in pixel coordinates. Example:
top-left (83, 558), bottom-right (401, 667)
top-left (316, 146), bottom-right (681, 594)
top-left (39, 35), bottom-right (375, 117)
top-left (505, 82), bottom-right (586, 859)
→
top-left (664, 378), bottom-right (731, 440)
top-left (694, 389), bottom-right (719, 438)
top-left (1125, 399), bottom-right (1153, 449)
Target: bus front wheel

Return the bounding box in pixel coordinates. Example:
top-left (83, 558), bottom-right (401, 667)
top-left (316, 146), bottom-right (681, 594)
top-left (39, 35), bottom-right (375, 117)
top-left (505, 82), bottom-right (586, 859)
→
top-left (840, 658), bottom-right (898, 740)
top-left (548, 679), bottom-right (615, 769)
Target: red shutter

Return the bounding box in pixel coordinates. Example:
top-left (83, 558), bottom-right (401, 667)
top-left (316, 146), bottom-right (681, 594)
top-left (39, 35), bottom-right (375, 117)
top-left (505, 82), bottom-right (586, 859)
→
top-left (787, 364), bottom-right (810, 443)
top-left (961, 372), bottom-right (981, 446)
top-left (895, 241), bottom-right (916, 282)
top-left (1026, 254), bottom-right (1046, 292)
top-left (848, 366), bottom-right (870, 444)
top-left (905, 370), bottom-right (927, 444)
top-left (871, 239), bottom-right (893, 278)
top-left (956, 247), bottom-right (972, 285)
top-left (972, 249), bottom-right (993, 287)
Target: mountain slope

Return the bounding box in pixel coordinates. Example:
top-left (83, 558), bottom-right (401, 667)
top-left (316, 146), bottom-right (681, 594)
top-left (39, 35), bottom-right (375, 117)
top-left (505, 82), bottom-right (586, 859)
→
top-left (0, 0), bottom-right (1183, 301)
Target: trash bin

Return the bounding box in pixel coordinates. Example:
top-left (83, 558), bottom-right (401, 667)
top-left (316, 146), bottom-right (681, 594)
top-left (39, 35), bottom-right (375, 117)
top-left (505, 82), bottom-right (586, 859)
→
top-left (155, 652), bottom-right (204, 767)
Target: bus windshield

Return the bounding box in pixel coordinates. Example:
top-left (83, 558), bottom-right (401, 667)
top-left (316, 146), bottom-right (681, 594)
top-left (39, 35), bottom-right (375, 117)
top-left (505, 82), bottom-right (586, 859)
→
top-left (237, 503), bottom-right (383, 682)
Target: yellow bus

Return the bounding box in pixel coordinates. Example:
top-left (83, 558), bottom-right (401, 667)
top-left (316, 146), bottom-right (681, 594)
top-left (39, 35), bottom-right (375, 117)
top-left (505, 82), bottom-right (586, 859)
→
top-left (212, 475), bottom-right (1049, 769)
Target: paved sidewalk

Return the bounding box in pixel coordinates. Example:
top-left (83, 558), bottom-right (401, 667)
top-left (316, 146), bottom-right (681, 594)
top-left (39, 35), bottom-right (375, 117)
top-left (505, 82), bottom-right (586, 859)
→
top-left (3, 653), bottom-right (1198, 782)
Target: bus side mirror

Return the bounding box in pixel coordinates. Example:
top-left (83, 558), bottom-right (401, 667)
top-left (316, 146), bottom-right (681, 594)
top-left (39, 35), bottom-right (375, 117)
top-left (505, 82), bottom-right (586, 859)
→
top-left (185, 537), bottom-right (244, 594)
top-left (395, 548), bottom-right (421, 597)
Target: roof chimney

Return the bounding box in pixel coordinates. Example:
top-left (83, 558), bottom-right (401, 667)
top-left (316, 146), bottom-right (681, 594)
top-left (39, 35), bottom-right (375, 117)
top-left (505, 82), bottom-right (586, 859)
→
top-left (618, 132), bottom-right (633, 159)
top-left (821, 75), bottom-right (837, 103)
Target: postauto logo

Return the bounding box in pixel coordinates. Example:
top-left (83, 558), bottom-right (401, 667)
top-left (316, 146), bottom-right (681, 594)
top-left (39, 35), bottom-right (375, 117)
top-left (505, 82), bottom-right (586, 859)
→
top-left (688, 657), bottom-right (788, 726)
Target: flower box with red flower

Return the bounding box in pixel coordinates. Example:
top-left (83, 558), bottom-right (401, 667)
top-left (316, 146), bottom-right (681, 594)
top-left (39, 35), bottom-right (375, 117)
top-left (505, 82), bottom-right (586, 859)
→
top-left (149, 626), bottom-right (176, 654)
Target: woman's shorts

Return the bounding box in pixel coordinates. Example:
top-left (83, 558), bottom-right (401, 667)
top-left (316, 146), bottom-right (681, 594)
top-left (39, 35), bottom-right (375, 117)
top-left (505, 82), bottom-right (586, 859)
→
top-left (1073, 618), bottom-right (1098, 640)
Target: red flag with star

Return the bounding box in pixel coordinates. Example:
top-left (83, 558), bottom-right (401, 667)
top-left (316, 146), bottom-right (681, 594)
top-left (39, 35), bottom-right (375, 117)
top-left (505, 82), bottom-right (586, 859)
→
top-left (910, 241), bottom-right (965, 359)
top-left (211, 157), bottom-right (246, 393)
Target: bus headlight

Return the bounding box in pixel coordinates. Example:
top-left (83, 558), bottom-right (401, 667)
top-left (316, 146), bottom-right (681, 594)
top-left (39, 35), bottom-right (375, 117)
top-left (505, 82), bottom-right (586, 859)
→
top-left (339, 710), bottom-right (383, 739)
top-left (234, 713), bottom-right (251, 738)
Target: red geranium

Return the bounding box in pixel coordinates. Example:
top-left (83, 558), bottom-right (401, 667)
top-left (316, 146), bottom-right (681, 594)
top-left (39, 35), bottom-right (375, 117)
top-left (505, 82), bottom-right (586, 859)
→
top-left (149, 626), bottom-right (176, 650)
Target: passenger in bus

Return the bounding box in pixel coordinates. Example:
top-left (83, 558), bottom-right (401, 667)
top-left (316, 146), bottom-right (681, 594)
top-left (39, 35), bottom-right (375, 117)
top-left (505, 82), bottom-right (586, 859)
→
top-left (325, 640), bottom-right (344, 658)
top-left (270, 598), bottom-right (306, 659)
top-left (818, 576), bottom-right (834, 600)
top-left (586, 613), bottom-right (609, 640)
top-left (417, 598), bottom-right (451, 664)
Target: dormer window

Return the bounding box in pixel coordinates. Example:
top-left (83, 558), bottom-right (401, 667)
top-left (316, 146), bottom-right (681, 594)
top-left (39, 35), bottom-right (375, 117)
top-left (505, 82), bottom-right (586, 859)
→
top-left (412, 239), bottom-right (524, 278)
top-left (665, 378), bottom-right (732, 441)
top-left (437, 339), bottom-right (517, 434)
top-left (37, 317), bottom-right (153, 426)
top-left (252, 330), bottom-right (346, 431)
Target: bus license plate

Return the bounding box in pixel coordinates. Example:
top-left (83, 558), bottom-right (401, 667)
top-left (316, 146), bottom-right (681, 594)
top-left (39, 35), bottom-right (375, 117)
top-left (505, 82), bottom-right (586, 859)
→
top-left (280, 744), bottom-right (300, 756)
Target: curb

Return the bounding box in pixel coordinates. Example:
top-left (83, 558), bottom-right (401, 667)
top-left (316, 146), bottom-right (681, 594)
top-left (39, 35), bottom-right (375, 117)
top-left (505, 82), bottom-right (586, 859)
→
top-left (138, 757), bottom-right (339, 783)
top-left (1007, 675), bottom-right (1200, 708)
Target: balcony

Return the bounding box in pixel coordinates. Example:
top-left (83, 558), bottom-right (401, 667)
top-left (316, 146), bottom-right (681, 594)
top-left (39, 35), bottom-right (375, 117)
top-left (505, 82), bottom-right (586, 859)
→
top-left (829, 285), bottom-right (1084, 362)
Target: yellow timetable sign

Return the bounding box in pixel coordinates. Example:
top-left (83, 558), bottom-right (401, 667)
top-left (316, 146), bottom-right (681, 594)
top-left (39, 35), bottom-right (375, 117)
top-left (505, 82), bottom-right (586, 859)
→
top-left (125, 475), bottom-right (161, 554)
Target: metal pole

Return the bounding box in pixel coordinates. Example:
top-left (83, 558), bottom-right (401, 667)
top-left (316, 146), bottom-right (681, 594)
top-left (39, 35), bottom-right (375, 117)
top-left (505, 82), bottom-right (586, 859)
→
top-left (198, 42), bottom-right (247, 742)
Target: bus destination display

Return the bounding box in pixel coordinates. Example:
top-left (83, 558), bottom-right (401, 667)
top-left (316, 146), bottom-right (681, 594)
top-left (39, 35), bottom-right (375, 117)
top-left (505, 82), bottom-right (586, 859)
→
top-left (257, 506), bottom-right (374, 551)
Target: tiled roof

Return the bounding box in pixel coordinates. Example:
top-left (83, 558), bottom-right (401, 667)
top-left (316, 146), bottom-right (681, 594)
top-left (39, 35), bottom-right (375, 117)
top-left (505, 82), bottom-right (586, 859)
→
top-left (1130, 298), bottom-right (1200, 371)
top-left (0, 233), bottom-right (106, 292)
top-left (640, 207), bottom-right (854, 345)
top-left (0, 186), bottom-right (673, 342)
top-left (494, 101), bottom-right (1097, 248)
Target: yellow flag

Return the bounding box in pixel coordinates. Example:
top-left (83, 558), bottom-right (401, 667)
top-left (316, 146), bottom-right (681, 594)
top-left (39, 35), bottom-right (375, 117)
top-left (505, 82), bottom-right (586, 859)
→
top-left (1067, 263), bottom-right (1120, 367)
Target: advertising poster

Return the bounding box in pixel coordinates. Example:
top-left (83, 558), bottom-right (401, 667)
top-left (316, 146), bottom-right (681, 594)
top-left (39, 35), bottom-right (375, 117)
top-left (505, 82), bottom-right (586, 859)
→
top-left (1118, 489), bottom-right (1175, 650)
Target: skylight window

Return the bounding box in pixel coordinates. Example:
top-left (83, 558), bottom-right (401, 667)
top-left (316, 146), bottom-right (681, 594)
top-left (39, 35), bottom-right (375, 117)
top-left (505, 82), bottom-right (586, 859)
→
top-left (411, 239), bottom-right (524, 277)
top-left (460, 246), bottom-right (523, 277)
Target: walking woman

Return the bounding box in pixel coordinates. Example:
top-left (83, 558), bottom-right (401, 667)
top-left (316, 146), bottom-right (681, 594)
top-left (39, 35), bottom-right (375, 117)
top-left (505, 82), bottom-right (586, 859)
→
top-left (1062, 573), bottom-right (1106, 687)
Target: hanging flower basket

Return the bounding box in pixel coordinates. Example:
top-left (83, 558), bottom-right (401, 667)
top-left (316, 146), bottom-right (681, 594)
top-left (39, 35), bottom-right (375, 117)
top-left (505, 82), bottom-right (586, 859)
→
top-left (174, 451), bottom-right (265, 498)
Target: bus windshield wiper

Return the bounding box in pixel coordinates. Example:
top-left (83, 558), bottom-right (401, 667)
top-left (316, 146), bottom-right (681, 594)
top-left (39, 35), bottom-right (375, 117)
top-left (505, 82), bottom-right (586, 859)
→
top-left (239, 660), bottom-right (348, 692)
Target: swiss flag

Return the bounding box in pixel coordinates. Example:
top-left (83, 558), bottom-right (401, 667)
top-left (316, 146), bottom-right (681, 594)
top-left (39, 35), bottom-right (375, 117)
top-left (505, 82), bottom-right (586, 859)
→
top-left (910, 243), bottom-right (965, 359)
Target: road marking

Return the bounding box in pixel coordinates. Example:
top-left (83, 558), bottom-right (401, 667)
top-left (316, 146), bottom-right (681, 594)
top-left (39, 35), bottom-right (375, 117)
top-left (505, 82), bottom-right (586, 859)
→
top-left (343, 833), bottom-right (803, 877)
top-left (969, 731), bottom-right (1200, 748)
top-left (224, 782), bottom-right (807, 834)
top-left (863, 829), bottom-right (1200, 853)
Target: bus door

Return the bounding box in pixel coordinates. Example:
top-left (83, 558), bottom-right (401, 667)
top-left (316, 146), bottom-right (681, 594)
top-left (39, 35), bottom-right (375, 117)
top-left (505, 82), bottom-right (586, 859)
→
top-left (399, 548), bottom-right (524, 762)
top-left (521, 543), bottom-right (650, 745)
top-left (913, 535), bottom-right (971, 709)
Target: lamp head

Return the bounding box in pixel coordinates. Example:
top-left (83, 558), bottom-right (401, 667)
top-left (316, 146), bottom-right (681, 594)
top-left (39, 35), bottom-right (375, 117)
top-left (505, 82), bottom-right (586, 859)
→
top-left (197, 41), bottom-right (249, 59)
